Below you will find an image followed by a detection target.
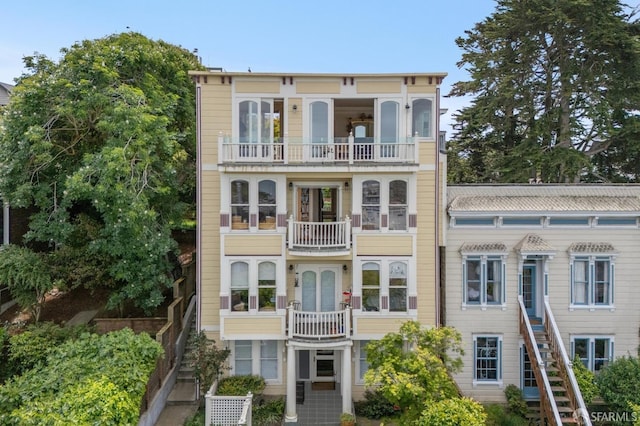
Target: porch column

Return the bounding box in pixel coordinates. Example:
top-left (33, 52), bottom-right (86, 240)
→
top-left (342, 346), bottom-right (352, 414)
top-left (285, 344), bottom-right (298, 422)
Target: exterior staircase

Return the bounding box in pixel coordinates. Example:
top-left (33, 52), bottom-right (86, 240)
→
top-left (166, 317), bottom-right (199, 405)
top-left (518, 297), bottom-right (592, 425)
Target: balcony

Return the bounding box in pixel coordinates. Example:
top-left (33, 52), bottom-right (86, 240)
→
top-left (218, 135), bottom-right (417, 165)
top-left (287, 307), bottom-right (351, 340)
top-left (287, 216), bottom-right (351, 255)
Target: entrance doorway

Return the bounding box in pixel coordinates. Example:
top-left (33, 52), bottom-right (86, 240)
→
top-left (313, 350), bottom-right (336, 382)
top-left (297, 187), bottom-right (339, 223)
top-left (522, 264), bottom-right (537, 317)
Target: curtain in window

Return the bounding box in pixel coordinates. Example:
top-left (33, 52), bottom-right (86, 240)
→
top-left (412, 99), bottom-right (432, 137)
top-left (320, 270), bottom-right (336, 312)
top-left (260, 341), bottom-right (278, 379)
top-left (235, 340), bottom-right (252, 375)
top-left (574, 260), bottom-right (588, 304)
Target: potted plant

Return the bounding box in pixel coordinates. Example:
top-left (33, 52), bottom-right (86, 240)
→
top-left (340, 412), bottom-right (356, 426)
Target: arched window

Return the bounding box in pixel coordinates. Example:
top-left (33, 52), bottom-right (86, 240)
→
top-left (231, 262), bottom-right (249, 311)
top-left (231, 180), bottom-right (249, 230)
top-left (362, 180), bottom-right (380, 230)
top-left (258, 262), bottom-right (276, 311)
top-left (412, 99), bottom-right (433, 138)
top-left (239, 101), bottom-right (258, 143)
top-left (362, 262), bottom-right (380, 311)
top-left (258, 180), bottom-right (276, 230)
top-left (389, 262), bottom-right (407, 312)
top-left (389, 180), bottom-right (407, 230)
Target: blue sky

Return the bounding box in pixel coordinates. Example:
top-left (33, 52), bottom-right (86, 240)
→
top-left (2, 0), bottom-right (498, 131)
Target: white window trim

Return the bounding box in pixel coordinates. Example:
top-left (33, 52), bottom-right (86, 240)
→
top-left (222, 175), bottom-right (286, 232)
top-left (355, 258), bottom-right (414, 314)
top-left (569, 255), bottom-right (615, 311)
top-left (356, 340), bottom-right (371, 385)
top-left (352, 175), bottom-right (416, 234)
top-left (570, 335), bottom-right (614, 373)
top-left (472, 334), bottom-right (503, 387)
top-left (409, 96), bottom-right (436, 140)
top-left (461, 255), bottom-right (507, 310)
top-left (224, 257), bottom-right (284, 314)
top-left (231, 340), bottom-right (282, 384)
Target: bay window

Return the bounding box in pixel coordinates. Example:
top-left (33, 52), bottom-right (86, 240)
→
top-left (389, 262), bottom-right (407, 312)
top-left (389, 180), bottom-right (407, 231)
top-left (258, 261), bottom-right (276, 311)
top-left (362, 180), bottom-right (380, 230)
top-left (362, 262), bottom-right (380, 311)
top-left (230, 262), bottom-right (249, 312)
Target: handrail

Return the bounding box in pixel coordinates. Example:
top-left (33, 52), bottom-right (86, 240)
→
top-left (544, 299), bottom-right (592, 426)
top-left (518, 296), bottom-right (563, 425)
top-left (287, 307), bottom-right (351, 340)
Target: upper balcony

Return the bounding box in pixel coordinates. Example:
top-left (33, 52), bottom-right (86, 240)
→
top-left (218, 135), bottom-right (417, 166)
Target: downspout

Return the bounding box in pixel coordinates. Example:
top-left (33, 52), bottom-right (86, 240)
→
top-left (195, 82), bottom-right (203, 333)
top-left (434, 84), bottom-right (441, 327)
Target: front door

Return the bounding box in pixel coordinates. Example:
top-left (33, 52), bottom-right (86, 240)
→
top-left (521, 346), bottom-right (540, 399)
top-left (312, 350), bottom-right (336, 382)
top-left (522, 264), bottom-right (536, 317)
top-left (300, 266), bottom-right (339, 312)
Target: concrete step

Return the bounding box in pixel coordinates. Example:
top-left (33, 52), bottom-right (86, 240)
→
top-left (167, 380), bottom-right (198, 404)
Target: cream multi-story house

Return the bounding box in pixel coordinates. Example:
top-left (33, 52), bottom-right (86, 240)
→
top-left (191, 70), bottom-right (447, 422)
top-left (444, 184), bottom-right (640, 424)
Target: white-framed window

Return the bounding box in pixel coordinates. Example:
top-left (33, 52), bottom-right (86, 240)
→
top-left (571, 336), bottom-right (613, 373)
top-left (389, 262), bottom-right (407, 312)
top-left (388, 180), bottom-right (407, 231)
top-left (473, 335), bottom-right (502, 384)
top-left (232, 340), bottom-right (281, 382)
top-left (230, 262), bottom-right (249, 312)
top-left (238, 99), bottom-right (273, 145)
top-left (358, 340), bottom-right (371, 382)
top-left (359, 259), bottom-right (411, 313)
top-left (411, 98), bottom-right (433, 138)
top-left (227, 176), bottom-right (283, 231)
top-left (362, 262), bottom-right (380, 311)
top-left (462, 256), bottom-right (506, 306)
top-left (570, 256), bottom-right (614, 307)
top-left (362, 180), bottom-right (380, 230)
top-left (258, 261), bottom-right (276, 311)
top-left (227, 258), bottom-right (282, 313)
top-left (355, 176), bottom-right (414, 233)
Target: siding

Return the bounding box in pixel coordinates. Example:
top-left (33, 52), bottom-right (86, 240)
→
top-left (416, 170), bottom-right (437, 326)
top-left (223, 317), bottom-right (284, 337)
top-left (200, 83), bottom-right (231, 165)
top-left (235, 79), bottom-right (280, 94)
top-left (354, 316), bottom-right (407, 337)
top-left (296, 81), bottom-right (341, 94)
top-left (224, 235), bottom-right (283, 256)
top-left (356, 80), bottom-right (402, 94)
top-left (355, 235), bottom-right (413, 256)
top-left (200, 171), bottom-right (221, 329)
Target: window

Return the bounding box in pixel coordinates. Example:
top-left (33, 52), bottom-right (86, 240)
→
top-left (258, 262), bottom-right (276, 311)
top-left (388, 180), bottom-right (407, 231)
top-left (362, 180), bottom-right (380, 230)
top-left (231, 262), bottom-right (249, 312)
top-left (474, 336), bottom-right (502, 382)
top-left (260, 340), bottom-right (278, 379)
top-left (258, 180), bottom-right (276, 230)
top-left (412, 99), bottom-right (432, 138)
top-left (228, 177), bottom-right (282, 231)
top-left (454, 217), bottom-right (495, 226)
top-left (233, 340), bottom-right (281, 381)
top-left (239, 100), bottom-right (273, 145)
top-left (358, 340), bottom-right (370, 381)
top-left (389, 262), bottom-right (407, 312)
top-left (463, 257), bottom-right (504, 306)
top-left (572, 336), bottom-right (613, 372)
top-left (231, 180), bottom-right (249, 229)
top-left (234, 340), bottom-right (252, 375)
top-left (362, 262), bottom-right (380, 311)
top-left (501, 217), bottom-right (541, 226)
top-left (571, 256), bottom-right (614, 307)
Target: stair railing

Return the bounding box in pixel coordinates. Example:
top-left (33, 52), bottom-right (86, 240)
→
top-left (518, 296), bottom-right (563, 425)
top-left (543, 299), bottom-right (592, 426)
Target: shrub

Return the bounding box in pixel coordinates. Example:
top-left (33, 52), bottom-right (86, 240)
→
top-left (217, 375), bottom-right (266, 397)
top-left (484, 404), bottom-right (529, 426)
top-left (354, 388), bottom-right (398, 419)
top-left (416, 397), bottom-right (486, 426)
top-left (596, 355), bottom-right (640, 416)
top-left (253, 397), bottom-right (285, 426)
top-left (504, 384), bottom-right (528, 418)
top-left (186, 331), bottom-right (230, 394)
top-left (572, 356), bottom-right (597, 405)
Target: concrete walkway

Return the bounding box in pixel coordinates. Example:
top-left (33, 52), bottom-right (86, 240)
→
top-left (154, 403), bottom-right (199, 426)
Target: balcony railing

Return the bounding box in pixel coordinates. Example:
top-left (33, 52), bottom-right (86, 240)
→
top-left (288, 216), bottom-right (351, 252)
top-left (218, 135), bottom-right (417, 165)
top-left (287, 307), bottom-right (351, 340)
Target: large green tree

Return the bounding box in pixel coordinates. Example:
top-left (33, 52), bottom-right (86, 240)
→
top-left (0, 32), bottom-right (204, 313)
top-left (448, 0), bottom-right (640, 183)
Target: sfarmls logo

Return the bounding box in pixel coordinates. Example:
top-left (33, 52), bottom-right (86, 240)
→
top-left (574, 409), bottom-right (638, 423)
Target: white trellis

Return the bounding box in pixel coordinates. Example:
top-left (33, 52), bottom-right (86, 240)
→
top-left (205, 382), bottom-right (252, 426)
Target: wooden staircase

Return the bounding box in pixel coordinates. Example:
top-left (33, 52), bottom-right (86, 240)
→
top-left (518, 297), bottom-right (592, 425)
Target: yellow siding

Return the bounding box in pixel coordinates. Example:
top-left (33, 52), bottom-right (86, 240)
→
top-left (200, 170), bottom-right (221, 329)
top-left (224, 317), bottom-right (283, 334)
top-left (287, 98), bottom-right (303, 139)
top-left (200, 83), bottom-right (231, 165)
top-left (357, 81), bottom-right (401, 94)
top-left (419, 141), bottom-right (437, 165)
top-left (416, 170), bottom-right (436, 326)
top-left (235, 80), bottom-right (281, 94)
top-left (356, 317), bottom-right (406, 335)
top-left (224, 235), bottom-right (283, 255)
top-left (356, 235), bottom-right (413, 256)
top-left (296, 81), bottom-right (341, 94)
top-left (407, 80), bottom-right (438, 93)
